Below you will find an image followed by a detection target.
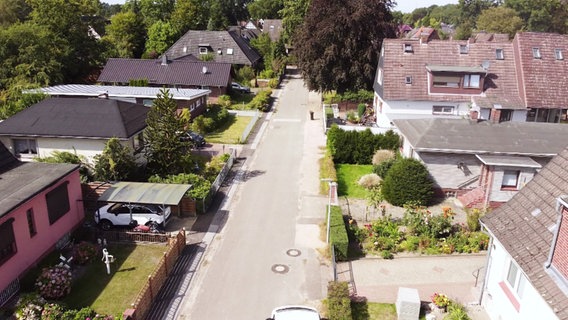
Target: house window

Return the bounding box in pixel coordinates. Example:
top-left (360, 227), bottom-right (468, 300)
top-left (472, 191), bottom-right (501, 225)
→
top-left (432, 106), bottom-right (454, 115)
top-left (190, 103), bottom-right (195, 111)
top-left (403, 43), bottom-right (413, 53)
top-left (377, 68), bottom-right (383, 85)
top-left (433, 75), bottom-right (460, 88)
top-left (27, 209), bottom-right (37, 237)
top-left (196, 99), bottom-right (202, 107)
top-left (499, 109), bottom-right (513, 122)
top-left (46, 182), bottom-right (70, 225)
top-left (532, 47), bottom-right (541, 59)
top-left (496, 49), bottom-right (504, 60)
top-left (142, 99), bottom-right (153, 107)
top-left (405, 76), bottom-right (412, 84)
top-left (217, 48), bottom-right (222, 55)
top-left (199, 47), bottom-right (208, 55)
top-left (463, 74), bottom-right (480, 88)
top-left (506, 261), bottom-right (527, 299)
top-left (459, 44), bottom-right (469, 54)
top-left (13, 139), bottom-right (37, 156)
top-left (502, 170), bottom-right (519, 189)
top-left (555, 49), bottom-right (564, 60)
top-left (0, 218), bottom-right (16, 266)
top-left (227, 48), bottom-right (234, 55)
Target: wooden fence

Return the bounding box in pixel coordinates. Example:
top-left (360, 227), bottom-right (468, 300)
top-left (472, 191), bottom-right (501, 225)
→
top-left (123, 228), bottom-right (186, 320)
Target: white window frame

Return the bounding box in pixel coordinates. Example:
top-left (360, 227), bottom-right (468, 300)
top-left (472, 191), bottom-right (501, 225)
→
top-left (403, 43), bottom-right (413, 53)
top-left (496, 48), bottom-right (504, 60)
top-left (405, 76), bottom-right (412, 84)
top-left (13, 138), bottom-right (37, 157)
top-left (432, 75), bottom-right (460, 88)
top-left (432, 105), bottom-right (454, 115)
top-left (555, 48), bottom-right (564, 60)
top-left (463, 74), bottom-right (481, 88)
top-left (199, 47), bottom-right (208, 55)
top-left (502, 170), bottom-right (519, 188)
top-left (227, 48), bottom-right (234, 55)
top-left (459, 44), bottom-right (469, 54)
top-left (506, 260), bottom-right (527, 299)
top-left (532, 47), bottom-right (541, 59)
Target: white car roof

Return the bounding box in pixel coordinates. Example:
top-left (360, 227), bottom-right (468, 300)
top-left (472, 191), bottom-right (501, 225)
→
top-left (272, 306), bottom-right (320, 320)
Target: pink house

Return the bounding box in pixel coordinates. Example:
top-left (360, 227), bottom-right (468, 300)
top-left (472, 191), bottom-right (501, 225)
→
top-left (0, 143), bottom-right (84, 305)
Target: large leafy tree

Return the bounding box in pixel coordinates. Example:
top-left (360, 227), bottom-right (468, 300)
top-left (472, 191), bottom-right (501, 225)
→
top-left (208, 0), bottom-right (250, 30)
top-left (455, 0), bottom-right (499, 39)
top-left (476, 7), bottom-right (524, 38)
top-left (104, 11), bottom-right (146, 58)
top-left (248, 0), bottom-right (283, 19)
top-left (144, 89), bottom-right (192, 177)
top-left (0, 0), bottom-right (30, 26)
top-left (170, 0), bottom-right (209, 35)
top-left (294, 0), bottom-right (396, 93)
top-left (145, 20), bottom-right (177, 56)
top-left (505, 0), bottom-right (568, 34)
top-left (279, 0), bottom-right (309, 43)
top-left (137, 0), bottom-right (175, 28)
top-left (94, 138), bottom-right (137, 182)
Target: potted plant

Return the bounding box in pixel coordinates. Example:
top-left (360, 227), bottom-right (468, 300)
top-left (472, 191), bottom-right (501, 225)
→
top-left (431, 292), bottom-right (450, 312)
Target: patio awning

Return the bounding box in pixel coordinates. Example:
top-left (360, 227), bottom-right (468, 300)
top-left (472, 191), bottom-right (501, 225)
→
top-left (98, 182), bottom-right (192, 206)
top-left (475, 155), bottom-right (542, 168)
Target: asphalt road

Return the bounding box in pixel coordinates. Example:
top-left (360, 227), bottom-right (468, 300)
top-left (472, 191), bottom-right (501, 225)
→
top-left (176, 72), bottom-right (328, 319)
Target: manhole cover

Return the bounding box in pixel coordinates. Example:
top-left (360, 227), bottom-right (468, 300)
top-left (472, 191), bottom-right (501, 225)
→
top-left (286, 249), bottom-right (302, 257)
top-left (271, 264), bottom-right (289, 274)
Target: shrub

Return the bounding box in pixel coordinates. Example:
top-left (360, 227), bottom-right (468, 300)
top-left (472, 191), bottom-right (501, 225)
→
top-left (235, 66), bottom-right (255, 83)
top-left (327, 281), bottom-right (352, 320)
top-left (35, 266), bottom-right (72, 299)
top-left (203, 153), bottom-right (229, 181)
top-left (330, 206), bottom-right (349, 261)
top-left (445, 301), bottom-right (471, 320)
top-left (190, 104), bottom-right (233, 134)
top-left (74, 307), bottom-right (96, 320)
top-left (357, 173), bottom-right (381, 189)
top-left (357, 103), bottom-right (366, 118)
top-left (247, 89), bottom-right (272, 111)
top-left (149, 173), bottom-right (212, 200)
top-left (42, 303), bottom-right (64, 320)
top-left (267, 78), bottom-right (279, 88)
top-left (466, 208), bottom-right (486, 231)
top-left (346, 111), bottom-right (358, 123)
top-left (15, 292), bottom-right (46, 320)
top-left (259, 69), bottom-right (275, 78)
top-left (373, 158), bottom-right (397, 178)
top-left (72, 241), bottom-right (100, 265)
top-left (218, 95), bottom-right (231, 108)
top-left (382, 158), bottom-right (434, 206)
top-left (372, 149), bottom-right (396, 165)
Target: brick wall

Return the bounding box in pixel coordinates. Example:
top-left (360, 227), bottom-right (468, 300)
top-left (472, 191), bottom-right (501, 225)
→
top-left (552, 207), bottom-right (568, 278)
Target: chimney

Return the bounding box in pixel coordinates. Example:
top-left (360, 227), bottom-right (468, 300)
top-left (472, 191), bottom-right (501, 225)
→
top-left (546, 197), bottom-right (568, 285)
top-left (161, 54), bottom-right (168, 66)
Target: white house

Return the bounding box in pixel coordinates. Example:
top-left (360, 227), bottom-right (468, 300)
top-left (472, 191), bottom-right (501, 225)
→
top-left (0, 97), bottom-right (148, 164)
top-left (480, 148), bottom-right (568, 319)
top-left (393, 118), bottom-right (568, 208)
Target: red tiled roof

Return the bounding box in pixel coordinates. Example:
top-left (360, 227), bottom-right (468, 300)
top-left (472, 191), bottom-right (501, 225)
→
top-left (97, 58), bottom-right (231, 87)
top-left (514, 32), bottom-right (568, 109)
top-left (482, 148), bottom-right (568, 319)
top-left (380, 38), bottom-right (521, 108)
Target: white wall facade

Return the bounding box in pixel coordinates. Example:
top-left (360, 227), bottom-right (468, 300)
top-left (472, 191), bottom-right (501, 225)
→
top-left (482, 238), bottom-right (558, 320)
top-left (374, 94), bottom-right (468, 128)
top-left (488, 167), bottom-right (536, 203)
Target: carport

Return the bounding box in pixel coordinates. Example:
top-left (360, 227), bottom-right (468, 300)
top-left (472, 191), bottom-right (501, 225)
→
top-left (97, 182), bottom-right (192, 223)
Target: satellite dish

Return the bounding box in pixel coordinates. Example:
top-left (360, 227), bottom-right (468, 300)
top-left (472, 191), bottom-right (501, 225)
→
top-left (481, 60), bottom-right (490, 70)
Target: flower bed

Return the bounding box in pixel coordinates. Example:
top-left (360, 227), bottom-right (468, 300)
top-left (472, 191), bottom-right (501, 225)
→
top-left (350, 205), bottom-right (489, 257)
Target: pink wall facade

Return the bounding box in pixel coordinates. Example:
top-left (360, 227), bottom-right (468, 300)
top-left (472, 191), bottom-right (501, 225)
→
top-left (0, 169), bottom-right (85, 292)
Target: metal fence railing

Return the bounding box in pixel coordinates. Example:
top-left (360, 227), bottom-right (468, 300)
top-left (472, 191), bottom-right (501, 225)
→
top-left (0, 278), bottom-right (19, 307)
top-left (228, 110), bottom-right (261, 144)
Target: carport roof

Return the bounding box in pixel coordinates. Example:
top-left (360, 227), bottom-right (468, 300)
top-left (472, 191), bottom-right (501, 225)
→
top-left (98, 182), bottom-right (191, 206)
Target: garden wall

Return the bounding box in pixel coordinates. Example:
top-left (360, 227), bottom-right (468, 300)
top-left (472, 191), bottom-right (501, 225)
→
top-left (123, 229), bottom-right (186, 320)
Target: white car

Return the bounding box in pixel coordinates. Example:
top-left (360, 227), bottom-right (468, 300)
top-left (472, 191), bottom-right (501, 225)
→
top-left (269, 306), bottom-right (321, 320)
top-left (95, 203), bottom-right (171, 230)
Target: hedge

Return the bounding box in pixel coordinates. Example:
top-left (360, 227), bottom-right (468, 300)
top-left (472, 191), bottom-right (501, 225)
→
top-left (330, 205), bottom-right (349, 261)
top-left (327, 281), bottom-right (352, 320)
top-left (327, 125), bottom-right (400, 164)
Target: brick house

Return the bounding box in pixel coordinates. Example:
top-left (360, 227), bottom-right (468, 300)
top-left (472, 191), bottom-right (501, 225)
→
top-left (97, 57), bottom-right (230, 100)
top-left (394, 118), bottom-right (568, 208)
top-left (480, 148), bottom-right (568, 320)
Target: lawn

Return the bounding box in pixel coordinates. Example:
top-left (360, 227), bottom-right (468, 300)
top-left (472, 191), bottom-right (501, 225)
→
top-left (206, 115), bottom-right (254, 144)
top-left (228, 92), bottom-right (255, 110)
top-left (336, 164), bottom-right (374, 199)
top-left (63, 243), bottom-right (167, 316)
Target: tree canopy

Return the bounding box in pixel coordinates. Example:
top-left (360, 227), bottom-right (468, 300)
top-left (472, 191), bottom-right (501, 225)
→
top-left (476, 6), bottom-right (524, 38)
top-left (294, 0), bottom-right (396, 93)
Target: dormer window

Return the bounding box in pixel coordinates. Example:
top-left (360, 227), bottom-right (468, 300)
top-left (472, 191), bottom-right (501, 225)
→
top-left (555, 48), bottom-right (564, 60)
top-left (532, 47), bottom-right (541, 59)
top-left (459, 44), bottom-right (469, 54)
top-left (217, 48), bottom-right (222, 55)
top-left (405, 76), bottom-right (412, 84)
top-left (403, 43), bottom-right (413, 53)
top-left (199, 47), bottom-right (208, 55)
top-left (496, 49), bottom-right (504, 60)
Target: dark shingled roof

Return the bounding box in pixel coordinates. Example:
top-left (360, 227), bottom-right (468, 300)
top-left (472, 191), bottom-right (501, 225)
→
top-left (379, 37), bottom-right (522, 108)
top-left (481, 148), bottom-right (568, 319)
top-left (394, 118), bottom-right (568, 156)
top-left (513, 32), bottom-right (568, 109)
top-left (164, 30), bottom-right (261, 66)
top-left (0, 142), bottom-right (78, 218)
top-left (0, 98), bottom-right (148, 139)
top-left (97, 58), bottom-right (231, 87)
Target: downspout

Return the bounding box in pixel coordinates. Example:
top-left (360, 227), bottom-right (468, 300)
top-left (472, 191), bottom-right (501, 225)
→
top-left (478, 222), bottom-right (494, 306)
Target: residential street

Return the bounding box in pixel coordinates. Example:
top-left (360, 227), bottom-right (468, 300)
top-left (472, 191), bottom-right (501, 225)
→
top-left (176, 69), bottom-right (330, 319)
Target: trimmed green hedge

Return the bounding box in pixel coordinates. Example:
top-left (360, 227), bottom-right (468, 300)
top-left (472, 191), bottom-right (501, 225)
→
top-left (327, 281), bottom-right (352, 320)
top-left (330, 205), bottom-right (349, 261)
top-left (327, 125), bottom-right (400, 164)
